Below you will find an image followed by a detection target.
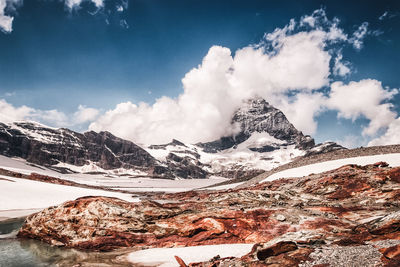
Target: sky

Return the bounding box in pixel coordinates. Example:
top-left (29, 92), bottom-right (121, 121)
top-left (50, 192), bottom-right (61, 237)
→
top-left (0, 0), bottom-right (399, 147)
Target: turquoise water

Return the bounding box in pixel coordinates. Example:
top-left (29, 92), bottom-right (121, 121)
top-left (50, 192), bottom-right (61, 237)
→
top-left (0, 218), bottom-right (134, 267)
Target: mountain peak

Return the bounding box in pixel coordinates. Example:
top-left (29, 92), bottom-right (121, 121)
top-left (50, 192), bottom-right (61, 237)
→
top-left (198, 97), bottom-right (315, 153)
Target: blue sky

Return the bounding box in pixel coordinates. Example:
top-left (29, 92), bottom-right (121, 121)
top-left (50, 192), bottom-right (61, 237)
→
top-left (0, 0), bottom-right (399, 146)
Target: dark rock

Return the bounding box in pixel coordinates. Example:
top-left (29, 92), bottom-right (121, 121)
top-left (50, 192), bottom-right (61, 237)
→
top-left (18, 163), bottom-right (400, 259)
top-left (198, 98), bottom-right (316, 153)
top-left (0, 122), bottom-right (156, 170)
top-left (305, 141), bottom-right (346, 157)
top-left (256, 241), bottom-right (298, 260)
top-left (249, 145), bottom-right (279, 153)
top-left (0, 122), bottom-right (208, 179)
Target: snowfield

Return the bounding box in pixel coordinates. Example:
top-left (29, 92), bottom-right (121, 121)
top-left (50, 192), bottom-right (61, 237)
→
top-left (145, 132), bottom-right (305, 175)
top-left (0, 175), bottom-right (139, 219)
top-left (0, 155), bottom-right (227, 219)
top-left (127, 243), bottom-right (254, 267)
top-left (261, 153), bottom-right (400, 183)
top-left (0, 155), bottom-right (227, 193)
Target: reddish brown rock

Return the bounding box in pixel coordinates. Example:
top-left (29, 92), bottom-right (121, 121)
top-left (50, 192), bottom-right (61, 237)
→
top-left (18, 163), bottom-right (400, 266)
top-left (255, 241), bottom-right (298, 260)
top-left (175, 255), bottom-right (188, 267)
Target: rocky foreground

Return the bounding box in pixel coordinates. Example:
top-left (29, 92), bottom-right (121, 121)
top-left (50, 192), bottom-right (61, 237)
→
top-left (18, 162), bottom-right (400, 266)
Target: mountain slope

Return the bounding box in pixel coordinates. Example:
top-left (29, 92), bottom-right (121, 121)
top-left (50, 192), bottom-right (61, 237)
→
top-left (0, 122), bottom-right (157, 173)
top-left (147, 98), bottom-right (343, 178)
top-left (0, 98), bottom-right (345, 179)
top-left (197, 98), bottom-right (315, 153)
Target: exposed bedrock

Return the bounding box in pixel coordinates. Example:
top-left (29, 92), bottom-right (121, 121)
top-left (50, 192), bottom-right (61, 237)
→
top-left (18, 162), bottom-right (400, 265)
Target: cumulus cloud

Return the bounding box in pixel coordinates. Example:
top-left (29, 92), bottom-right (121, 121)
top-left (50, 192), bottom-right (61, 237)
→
top-left (73, 105), bottom-right (100, 124)
top-left (327, 79), bottom-right (398, 136)
top-left (90, 9), bottom-right (362, 144)
top-left (349, 22), bottom-right (369, 50)
top-left (65, 0), bottom-right (104, 10)
top-left (2, 7), bottom-right (397, 147)
top-left (0, 99), bottom-right (34, 122)
top-left (0, 1), bottom-right (13, 33)
top-left (0, 0), bottom-right (22, 33)
top-left (335, 135), bottom-right (366, 149)
top-left (368, 118), bottom-right (400, 146)
top-left (0, 99), bottom-right (99, 128)
top-left (89, 8), bottom-right (399, 145)
top-left (333, 52), bottom-right (351, 76)
top-left (277, 93), bottom-right (327, 136)
top-left (90, 29), bottom-right (335, 143)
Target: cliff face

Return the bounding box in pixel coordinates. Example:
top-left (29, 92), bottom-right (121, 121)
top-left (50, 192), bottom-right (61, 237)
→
top-left (0, 122), bottom-right (156, 170)
top-left (198, 98), bottom-right (315, 153)
top-left (18, 162), bottom-right (400, 266)
top-left (0, 98), bottom-right (344, 179)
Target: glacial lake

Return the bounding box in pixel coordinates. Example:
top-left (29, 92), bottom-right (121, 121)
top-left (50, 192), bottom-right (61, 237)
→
top-left (0, 218), bottom-right (135, 267)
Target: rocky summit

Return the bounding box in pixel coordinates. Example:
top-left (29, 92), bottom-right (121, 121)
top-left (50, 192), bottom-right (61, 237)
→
top-left (0, 98), bottom-right (344, 179)
top-left (198, 98), bottom-right (315, 153)
top-left (18, 162), bottom-right (400, 266)
top-left (0, 121), bottom-right (156, 170)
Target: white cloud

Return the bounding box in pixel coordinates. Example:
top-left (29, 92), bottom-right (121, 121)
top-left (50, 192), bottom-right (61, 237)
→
top-left (0, 99), bottom-right (99, 128)
top-left (368, 118), bottom-right (400, 146)
top-left (73, 105), bottom-right (100, 124)
top-left (277, 93), bottom-right (327, 135)
top-left (335, 135), bottom-right (366, 148)
top-left (65, 0), bottom-right (104, 9)
top-left (90, 9), bottom-right (397, 145)
top-left (0, 0), bottom-right (121, 33)
top-left (31, 109), bottom-right (69, 127)
top-left (0, 1), bottom-right (13, 33)
top-left (327, 79), bottom-right (398, 136)
top-left (349, 22), bottom-right (369, 50)
top-left (333, 52), bottom-right (351, 76)
top-left (1, 8), bottom-right (395, 148)
top-left (0, 99), bottom-right (34, 122)
top-left (379, 11), bottom-right (388, 21)
top-left (90, 9), bottom-right (354, 144)
top-left (0, 0), bottom-right (22, 33)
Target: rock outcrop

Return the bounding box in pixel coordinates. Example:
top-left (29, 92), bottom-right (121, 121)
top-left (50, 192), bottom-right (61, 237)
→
top-left (0, 122), bottom-right (156, 170)
top-left (198, 98), bottom-right (315, 153)
top-left (0, 98), bottom-right (344, 179)
top-left (18, 162), bottom-right (400, 266)
top-left (0, 122), bottom-right (208, 179)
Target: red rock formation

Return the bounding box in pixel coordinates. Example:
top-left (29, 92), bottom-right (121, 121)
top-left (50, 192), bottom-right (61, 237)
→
top-left (18, 163), bottom-right (400, 266)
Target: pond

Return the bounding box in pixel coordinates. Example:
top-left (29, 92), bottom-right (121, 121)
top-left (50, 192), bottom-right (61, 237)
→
top-left (0, 218), bottom-right (135, 267)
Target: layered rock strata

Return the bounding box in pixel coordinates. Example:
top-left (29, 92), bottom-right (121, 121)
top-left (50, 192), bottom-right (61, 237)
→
top-left (18, 162), bottom-right (400, 266)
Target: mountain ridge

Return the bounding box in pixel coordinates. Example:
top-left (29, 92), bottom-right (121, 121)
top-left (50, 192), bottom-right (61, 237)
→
top-left (0, 98), bottom-right (345, 179)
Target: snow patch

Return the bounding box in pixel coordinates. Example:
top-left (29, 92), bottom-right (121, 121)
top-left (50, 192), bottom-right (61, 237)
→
top-left (0, 175), bottom-right (139, 213)
top-left (261, 153), bottom-right (400, 182)
top-left (127, 243), bottom-right (254, 267)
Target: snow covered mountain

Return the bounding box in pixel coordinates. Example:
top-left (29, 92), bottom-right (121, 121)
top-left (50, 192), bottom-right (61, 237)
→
top-left (0, 121), bottom-right (156, 171)
top-left (0, 98), bottom-right (344, 179)
top-left (198, 98), bottom-right (315, 152)
top-left (146, 98), bottom-right (344, 178)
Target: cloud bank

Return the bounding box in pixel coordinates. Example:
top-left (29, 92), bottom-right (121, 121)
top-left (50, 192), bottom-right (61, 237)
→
top-left (0, 99), bottom-right (99, 127)
top-left (369, 118), bottom-right (400, 146)
top-left (1, 8), bottom-right (398, 147)
top-left (89, 9), bottom-right (398, 145)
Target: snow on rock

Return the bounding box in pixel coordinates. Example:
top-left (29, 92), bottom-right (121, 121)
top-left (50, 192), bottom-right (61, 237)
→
top-left (0, 155), bottom-right (226, 193)
top-left (127, 243), bottom-right (254, 267)
top-left (17, 163), bottom-right (400, 267)
top-left (0, 176), bottom-right (138, 213)
top-left (262, 153), bottom-right (400, 182)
